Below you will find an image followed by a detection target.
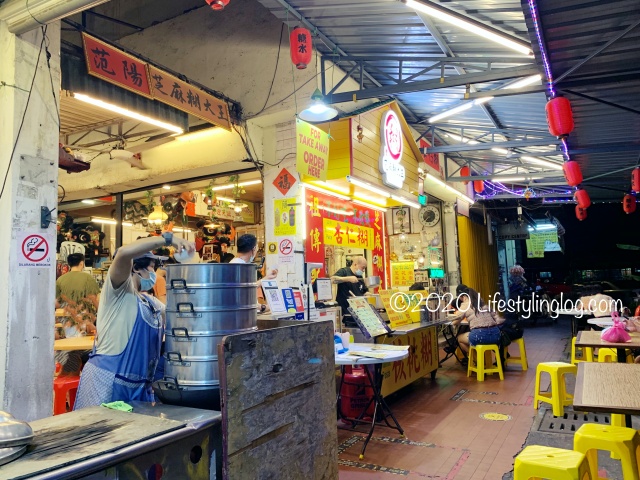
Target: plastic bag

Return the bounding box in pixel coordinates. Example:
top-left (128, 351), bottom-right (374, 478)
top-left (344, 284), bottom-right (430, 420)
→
top-left (601, 313), bottom-right (632, 343)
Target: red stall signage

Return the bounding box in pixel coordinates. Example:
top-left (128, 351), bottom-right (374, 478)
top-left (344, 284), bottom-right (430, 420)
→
top-left (82, 33), bottom-right (152, 98)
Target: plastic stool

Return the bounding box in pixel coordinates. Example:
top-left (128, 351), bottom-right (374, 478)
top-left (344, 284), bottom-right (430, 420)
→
top-left (533, 362), bottom-right (577, 417)
top-left (598, 347), bottom-right (618, 363)
top-left (506, 337), bottom-right (528, 370)
top-left (571, 337), bottom-right (594, 364)
top-left (514, 445), bottom-right (592, 480)
top-left (467, 344), bottom-right (503, 381)
top-left (53, 375), bottom-right (80, 415)
top-left (574, 423), bottom-right (640, 480)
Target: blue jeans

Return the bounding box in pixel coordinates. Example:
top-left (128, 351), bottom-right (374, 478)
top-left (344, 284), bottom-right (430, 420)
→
top-left (469, 326), bottom-right (501, 346)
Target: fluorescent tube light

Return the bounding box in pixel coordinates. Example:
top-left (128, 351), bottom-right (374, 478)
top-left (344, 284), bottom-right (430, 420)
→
top-left (446, 133), bottom-right (478, 145)
top-left (426, 173), bottom-right (475, 204)
top-left (176, 127), bottom-right (223, 142)
top-left (520, 156), bottom-right (563, 171)
top-left (91, 217), bottom-right (133, 226)
top-left (353, 199), bottom-right (387, 212)
top-left (429, 97), bottom-right (493, 123)
top-left (504, 74), bottom-right (542, 89)
top-left (73, 93), bottom-right (184, 134)
top-left (353, 193), bottom-right (389, 206)
top-left (210, 179), bottom-right (262, 191)
top-left (309, 180), bottom-right (351, 195)
top-left (491, 147), bottom-right (509, 155)
top-left (391, 194), bottom-right (421, 209)
top-left (215, 196), bottom-right (236, 203)
top-left (299, 186), bottom-right (307, 239)
top-left (347, 176), bottom-right (392, 198)
top-left (81, 199), bottom-right (96, 204)
top-left (162, 185), bottom-right (171, 190)
top-left (301, 183), bottom-right (351, 200)
top-left (404, 0), bottom-right (533, 56)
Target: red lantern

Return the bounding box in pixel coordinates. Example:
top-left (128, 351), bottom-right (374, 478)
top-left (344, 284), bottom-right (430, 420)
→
top-left (546, 97), bottom-right (574, 137)
top-left (623, 194), bottom-right (637, 214)
top-left (632, 168), bottom-right (640, 193)
top-left (574, 189), bottom-right (591, 209)
top-left (473, 180), bottom-right (484, 193)
top-left (290, 27), bottom-right (312, 70)
top-left (460, 166), bottom-right (470, 185)
top-left (562, 160), bottom-right (583, 187)
top-left (575, 205), bottom-right (587, 221)
top-left (205, 0), bottom-right (230, 10)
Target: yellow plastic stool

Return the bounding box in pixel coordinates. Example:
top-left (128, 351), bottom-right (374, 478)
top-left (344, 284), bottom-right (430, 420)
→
top-left (533, 362), bottom-right (577, 417)
top-left (506, 337), bottom-right (528, 370)
top-left (598, 347), bottom-right (618, 363)
top-left (610, 414), bottom-right (626, 459)
top-left (467, 344), bottom-right (503, 381)
top-left (573, 423), bottom-right (640, 480)
top-left (571, 337), bottom-right (594, 364)
top-left (514, 445), bottom-right (593, 480)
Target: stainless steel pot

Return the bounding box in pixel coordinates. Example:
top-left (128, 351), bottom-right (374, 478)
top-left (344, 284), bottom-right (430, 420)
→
top-left (163, 352), bottom-right (219, 387)
top-left (166, 327), bottom-right (254, 358)
top-left (165, 303), bottom-right (257, 335)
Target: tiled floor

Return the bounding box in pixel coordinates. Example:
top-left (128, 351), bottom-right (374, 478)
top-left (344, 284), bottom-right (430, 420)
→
top-left (338, 318), bottom-right (568, 480)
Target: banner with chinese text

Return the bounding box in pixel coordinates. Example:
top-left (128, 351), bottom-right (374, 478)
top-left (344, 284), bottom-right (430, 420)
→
top-left (390, 262), bottom-right (415, 287)
top-left (305, 189), bottom-right (384, 285)
top-left (296, 119), bottom-right (329, 181)
top-left (526, 230), bottom-right (559, 258)
top-left (273, 198), bottom-right (297, 236)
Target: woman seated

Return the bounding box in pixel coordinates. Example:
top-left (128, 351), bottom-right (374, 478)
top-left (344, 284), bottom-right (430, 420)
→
top-left (447, 284), bottom-right (502, 357)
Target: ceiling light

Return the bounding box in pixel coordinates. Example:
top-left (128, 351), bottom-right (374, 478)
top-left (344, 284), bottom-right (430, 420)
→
top-left (404, 0), bottom-right (533, 56)
top-left (91, 217), bottom-right (116, 225)
top-left (428, 97), bottom-right (493, 123)
top-left (492, 147), bottom-right (510, 155)
top-left (352, 199), bottom-right (388, 212)
top-left (391, 194), bottom-right (421, 209)
top-left (309, 180), bottom-right (351, 195)
top-left (162, 185), bottom-right (171, 190)
top-left (301, 183), bottom-right (351, 200)
top-left (504, 74), bottom-right (542, 89)
top-left (446, 133), bottom-right (478, 145)
top-left (147, 205), bottom-right (168, 224)
top-left (81, 199), bottom-right (96, 205)
top-left (520, 156), bottom-right (563, 171)
top-left (353, 193), bottom-right (388, 207)
top-left (298, 88), bottom-right (339, 123)
top-left (309, 203), bottom-right (355, 216)
top-left (347, 176), bottom-right (392, 197)
top-left (215, 196), bottom-right (236, 203)
top-left (426, 173), bottom-right (475, 204)
top-left (73, 93), bottom-right (184, 134)
top-left (209, 179), bottom-right (262, 191)
top-left (176, 127), bottom-right (223, 142)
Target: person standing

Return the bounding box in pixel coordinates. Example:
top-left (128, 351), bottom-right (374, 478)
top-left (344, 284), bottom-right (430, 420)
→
top-left (74, 234), bottom-right (194, 409)
top-left (59, 230), bottom-right (86, 264)
top-left (219, 237), bottom-right (235, 263)
top-left (331, 256), bottom-right (369, 317)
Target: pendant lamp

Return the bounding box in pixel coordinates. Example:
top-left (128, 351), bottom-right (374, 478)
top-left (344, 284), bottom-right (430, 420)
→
top-left (562, 160), bottom-right (583, 187)
top-left (299, 88), bottom-right (338, 123)
top-left (290, 27), bottom-right (312, 69)
top-left (632, 168), bottom-right (640, 193)
top-left (574, 188), bottom-right (591, 209)
top-left (473, 180), bottom-right (484, 194)
top-left (460, 166), bottom-right (470, 185)
top-left (148, 205), bottom-right (168, 224)
top-left (623, 194), bottom-right (637, 214)
top-left (546, 97), bottom-right (574, 137)
top-left (575, 205), bottom-right (587, 221)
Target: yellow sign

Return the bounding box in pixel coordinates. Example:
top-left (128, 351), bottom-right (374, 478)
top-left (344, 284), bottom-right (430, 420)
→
top-left (379, 290), bottom-right (428, 327)
top-left (380, 326), bottom-right (438, 397)
top-left (267, 242), bottom-right (277, 254)
top-left (526, 231), bottom-right (559, 258)
top-left (479, 413), bottom-right (512, 422)
top-left (322, 218), bottom-right (374, 250)
top-left (296, 118), bottom-right (329, 181)
top-left (273, 198), bottom-right (297, 236)
top-left (390, 261), bottom-right (415, 287)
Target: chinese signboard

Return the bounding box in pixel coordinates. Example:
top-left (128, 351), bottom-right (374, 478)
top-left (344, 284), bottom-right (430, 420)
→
top-left (82, 33), bottom-right (152, 98)
top-left (305, 188), bottom-right (385, 283)
top-left (273, 168), bottom-right (296, 196)
top-left (390, 261), bottom-right (415, 287)
top-left (82, 33), bottom-right (230, 130)
top-left (322, 218), bottom-right (374, 250)
top-left (526, 230), bottom-right (560, 258)
top-left (296, 119), bottom-right (329, 181)
top-left (209, 199), bottom-right (255, 223)
top-left (148, 65), bottom-right (230, 130)
top-left (379, 110), bottom-right (405, 189)
top-left (273, 198), bottom-right (297, 236)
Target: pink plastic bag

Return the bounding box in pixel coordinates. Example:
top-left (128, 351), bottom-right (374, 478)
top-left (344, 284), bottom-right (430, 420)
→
top-left (601, 312), bottom-right (632, 343)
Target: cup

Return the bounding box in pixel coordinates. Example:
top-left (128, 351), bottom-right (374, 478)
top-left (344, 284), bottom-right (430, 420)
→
top-left (341, 332), bottom-right (350, 349)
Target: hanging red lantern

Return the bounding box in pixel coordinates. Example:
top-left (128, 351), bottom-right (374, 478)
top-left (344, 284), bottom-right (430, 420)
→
top-left (473, 180), bottom-right (484, 193)
top-left (574, 189), bottom-right (591, 209)
top-left (623, 194), bottom-right (636, 214)
top-left (205, 0), bottom-right (230, 10)
top-left (546, 97), bottom-right (574, 137)
top-left (290, 27), bottom-right (312, 70)
top-left (632, 168), bottom-right (640, 193)
top-left (460, 166), bottom-right (470, 185)
top-left (562, 160), bottom-right (583, 187)
top-left (575, 205), bottom-right (587, 221)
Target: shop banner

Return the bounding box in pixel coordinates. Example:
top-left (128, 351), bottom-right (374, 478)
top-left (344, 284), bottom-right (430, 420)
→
top-left (296, 119), bottom-right (329, 181)
top-left (378, 290), bottom-right (427, 327)
top-left (305, 189), bottom-right (384, 283)
top-left (148, 65), bottom-right (231, 130)
top-left (209, 200), bottom-right (255, 223)
top-left (273, 198), bottom-right (297, 236)
top-left (390, 261), bottom-right (415, 287)
top-left (82, 33), bottom-right (153, 98)
top-left (526, 230), bottom-right (559, 258)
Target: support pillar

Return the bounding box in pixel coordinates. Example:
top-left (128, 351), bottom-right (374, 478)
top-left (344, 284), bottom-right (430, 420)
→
top-left (0, 21), bottom-right (61, 420)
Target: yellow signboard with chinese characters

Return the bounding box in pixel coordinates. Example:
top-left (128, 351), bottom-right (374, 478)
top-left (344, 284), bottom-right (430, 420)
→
top-left (273, 198), bottom-right (297, 236)
top-left (378, 290), bottom-right (411, 327)
top-left (390, 262), bottom-right (415, 287)
top-left (296, 118), bottom-right (329, 181)
top-left (526, 231), bottom-right (559, 258)
top-left (322, 218), bottom-right (374, 250)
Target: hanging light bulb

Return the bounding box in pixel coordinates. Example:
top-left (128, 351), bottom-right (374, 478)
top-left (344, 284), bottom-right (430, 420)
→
top-left (147, 205), bottom-right (168, 224)
top-left (418, 254), bottom-right (425, 264)
top-left (299, 88), bottom-right (338, 123)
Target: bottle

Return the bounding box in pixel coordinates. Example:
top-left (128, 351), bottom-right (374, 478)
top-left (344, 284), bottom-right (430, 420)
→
top-left (275, 207), bottom-right (280, 227)
top-left (289, 206), bottom-right (295, 226)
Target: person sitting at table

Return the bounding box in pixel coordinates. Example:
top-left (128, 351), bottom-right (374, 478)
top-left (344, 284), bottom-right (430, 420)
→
top-left (73, 234), bottom-right (194, 409)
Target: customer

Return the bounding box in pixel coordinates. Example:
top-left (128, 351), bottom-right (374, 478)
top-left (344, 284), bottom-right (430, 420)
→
top-left (219, 237), bottom-right (235, 263)
top-left (74, 234), bottom-right (194, 409)
top-left (230, 234), bottom-right (278, 280)
top-left (55, 253), bottom-right (100, 375)
top-left (331, 256), bottom-right (369, 317)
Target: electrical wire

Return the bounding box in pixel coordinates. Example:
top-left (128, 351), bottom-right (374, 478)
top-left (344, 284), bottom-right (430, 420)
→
top-left (247, 23), bottom-right (285, 118)
top-left (42, 26), bottom-right (61, 130)
top-left (0, 29), bottom-right (47, 200)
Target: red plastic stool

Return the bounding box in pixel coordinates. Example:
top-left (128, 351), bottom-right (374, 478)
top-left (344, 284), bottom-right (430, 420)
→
top-left (53, 372), bottom-right (80, 415)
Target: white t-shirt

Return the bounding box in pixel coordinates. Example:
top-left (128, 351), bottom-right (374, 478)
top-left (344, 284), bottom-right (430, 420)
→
top-left (229, 257), bottom-right (248, 264)
top-left (59, 241), bottom-right (85, 263)
top-left (95, 272), bottom-right (165, 356)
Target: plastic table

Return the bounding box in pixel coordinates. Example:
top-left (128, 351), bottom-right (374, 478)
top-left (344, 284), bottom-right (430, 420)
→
top-left (54, 336), bottom-right (95, 351)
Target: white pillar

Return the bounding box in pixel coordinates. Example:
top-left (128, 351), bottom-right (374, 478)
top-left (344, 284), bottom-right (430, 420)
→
top-left (0, 21), bottom-right (60, 420)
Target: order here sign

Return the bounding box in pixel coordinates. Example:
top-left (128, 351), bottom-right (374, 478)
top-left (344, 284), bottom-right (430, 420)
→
top-left (296, 118), bottom-right (329, 181)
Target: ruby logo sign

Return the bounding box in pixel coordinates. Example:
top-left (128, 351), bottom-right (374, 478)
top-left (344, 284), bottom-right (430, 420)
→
top-left (18, 233), bottom-right (52, 267)
top-left (379, 109), bottom-right (405, 189)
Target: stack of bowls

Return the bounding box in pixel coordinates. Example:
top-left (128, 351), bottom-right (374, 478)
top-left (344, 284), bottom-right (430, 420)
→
top-left (0, 411), bottom-right (33, 466)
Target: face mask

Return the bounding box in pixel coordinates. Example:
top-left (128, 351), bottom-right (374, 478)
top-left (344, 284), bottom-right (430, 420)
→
top-left (137, 270), bottom-right (157, 291)
top-left (355, 269), bottom-right (363, 276)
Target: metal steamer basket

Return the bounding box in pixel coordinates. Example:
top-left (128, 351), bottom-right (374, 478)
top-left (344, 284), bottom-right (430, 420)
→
top-left (154, 263), bottom-right (258, 410)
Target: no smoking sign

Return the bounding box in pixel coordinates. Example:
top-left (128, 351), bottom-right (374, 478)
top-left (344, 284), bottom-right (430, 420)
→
top-left (278, 237), bottom-right (294, 264)
top-left (18, 232), bottom-right (52, 267)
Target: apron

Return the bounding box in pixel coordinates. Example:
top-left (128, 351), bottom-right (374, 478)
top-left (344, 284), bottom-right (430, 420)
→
top-left (74, 294), bottom-right (162, 409)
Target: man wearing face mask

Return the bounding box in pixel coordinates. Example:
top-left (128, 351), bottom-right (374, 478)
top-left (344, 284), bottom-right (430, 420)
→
top-left (331, 256), bottom-right (369, 317)
top-left (230, 234), bottom-right (278, 280)
top-left (74, 234), bottom-right (195, 409)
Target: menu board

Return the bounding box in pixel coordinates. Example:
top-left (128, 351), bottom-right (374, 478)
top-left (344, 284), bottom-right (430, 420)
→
top-left (347, 297), bottom-right (393, 339)
top-left (390, 262), bottom-right (416, 287)
top-left (378, 289), bottom-right (429, 327)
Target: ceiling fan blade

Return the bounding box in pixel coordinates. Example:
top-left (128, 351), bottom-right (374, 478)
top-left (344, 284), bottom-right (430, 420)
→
top-left (127, 136), bottom-right (175, 154)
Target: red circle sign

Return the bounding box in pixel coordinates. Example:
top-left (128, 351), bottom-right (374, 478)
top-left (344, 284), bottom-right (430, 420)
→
top-left (279, 239), bottom-right (293, 255)
top-left (383, 110), bottom-right (403, 161)
top-left (22, 235), bottom-right (49, 262)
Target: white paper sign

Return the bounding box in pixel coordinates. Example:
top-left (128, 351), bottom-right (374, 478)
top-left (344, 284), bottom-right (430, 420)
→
top-left (262, 280), bottom-right (287, 313)
top-left (18, 232), bottom-right (52, 267)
